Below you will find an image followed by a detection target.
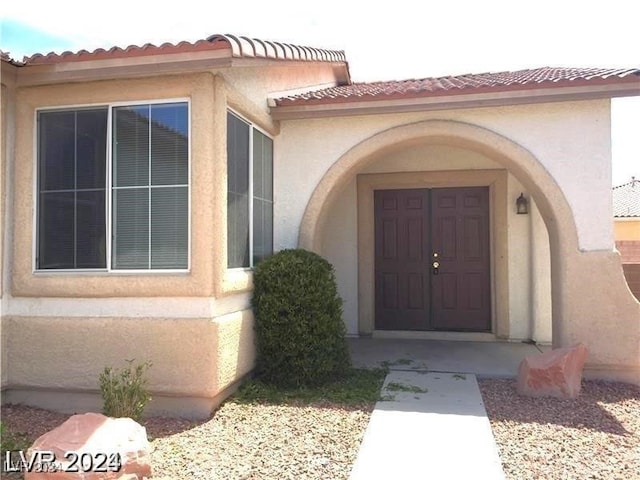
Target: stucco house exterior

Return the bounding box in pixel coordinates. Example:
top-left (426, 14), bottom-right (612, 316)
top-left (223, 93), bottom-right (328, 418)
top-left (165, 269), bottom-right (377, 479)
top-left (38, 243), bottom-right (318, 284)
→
top-left (1, 34), bottom-right (639, 418)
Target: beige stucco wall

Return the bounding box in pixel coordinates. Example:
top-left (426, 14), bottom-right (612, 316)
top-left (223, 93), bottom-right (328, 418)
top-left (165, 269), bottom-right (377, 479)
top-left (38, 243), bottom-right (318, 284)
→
top-left (12, 73), bottom-right (218, 297)
top-left (2, 310), bottom-right (255, 418)
top-left (1, 67), bottom-right (17, 389)
top-left (275, 100), bottom-right (614, 253)
top-left (615, 219), bottom-right (640, 241)
top-left (530, 200), bottom-right (553, 342)
top-left (224, 63), bottom-right (345, 116)
top-left (1, 83), bottom-right (7, 388)
top-left (1, 84), bottom-right (6, 299)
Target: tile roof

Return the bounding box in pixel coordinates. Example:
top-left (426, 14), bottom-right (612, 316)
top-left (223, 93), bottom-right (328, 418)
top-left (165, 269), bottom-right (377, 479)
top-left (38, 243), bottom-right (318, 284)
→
top-left (613, 177), bottom-right (640, 217)
top-left (0, 50), bottom-right (23, 66)
top-left (274, 67), bottom-right (640, 105)
top-left (4, 34), bottom-right (346, 66)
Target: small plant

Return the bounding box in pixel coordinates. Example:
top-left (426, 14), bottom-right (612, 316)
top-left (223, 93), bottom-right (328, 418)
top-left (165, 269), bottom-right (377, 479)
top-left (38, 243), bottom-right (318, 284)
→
top-left (452, 373), bottom-right (467, 380)
top-left (99, 359), bottom-right (152, 421)
top-left (385, 382), bottom-right (428, 394)
top-left (380, 358), bottom-right (413, 368)
top-left (394, 358), bottom-right (413, 366)
top-left (0, 422), bottom-right (31, 455)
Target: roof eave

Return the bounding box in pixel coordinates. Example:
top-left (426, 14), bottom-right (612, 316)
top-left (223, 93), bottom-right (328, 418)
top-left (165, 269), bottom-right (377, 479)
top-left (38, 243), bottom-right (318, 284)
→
top-left (13, 49), bottom-right (235, 87)
top-left (270, 82), bottom-right (640, 120)
top-left (1, 60), bottom-right (19, 87)
top-left (12, 51), bottom-right (351, 87)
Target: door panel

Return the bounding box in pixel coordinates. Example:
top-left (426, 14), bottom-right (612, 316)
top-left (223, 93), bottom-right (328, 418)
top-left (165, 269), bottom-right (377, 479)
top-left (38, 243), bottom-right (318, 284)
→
top-left (374, 186), bottom-right (491, 332)
top-left (431, 187), bottom-right (491, 331)
top-left (375, 189), bottom-right (430, 330)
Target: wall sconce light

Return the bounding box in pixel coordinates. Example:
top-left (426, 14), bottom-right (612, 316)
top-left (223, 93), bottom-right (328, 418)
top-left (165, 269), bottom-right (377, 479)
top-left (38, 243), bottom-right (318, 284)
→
top-left (516, 193), bottom-right (529, 215)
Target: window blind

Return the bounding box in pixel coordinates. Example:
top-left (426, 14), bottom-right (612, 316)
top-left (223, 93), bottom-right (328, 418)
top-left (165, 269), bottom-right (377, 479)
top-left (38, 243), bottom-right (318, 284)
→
top-left (112, 103), bottom-right (188, 270)
top-left (227, 112), bottom-right (251, 268)
top-left (37, 108), bottom-right (107, 269)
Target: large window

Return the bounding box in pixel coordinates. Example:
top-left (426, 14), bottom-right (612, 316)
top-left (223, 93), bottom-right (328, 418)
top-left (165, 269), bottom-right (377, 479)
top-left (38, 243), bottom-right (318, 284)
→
top-left (227, 111), bottom-right (273, 268)
top-left (37, 101), bottom-right (189, 271)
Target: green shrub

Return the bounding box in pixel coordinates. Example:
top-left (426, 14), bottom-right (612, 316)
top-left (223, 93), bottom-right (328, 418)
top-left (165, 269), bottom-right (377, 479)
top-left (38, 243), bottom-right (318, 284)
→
top-left (99, 359), bottom-right (152, 421)
top-left (252, 249), bottom-right (350, 387)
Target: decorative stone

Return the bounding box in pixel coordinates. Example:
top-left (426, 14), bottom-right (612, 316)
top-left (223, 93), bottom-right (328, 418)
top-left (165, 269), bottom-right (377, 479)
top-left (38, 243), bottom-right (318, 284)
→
top-left (25, 412), bottom-right (151, 479)
top-left (517, 343), bottom-right (588, 399)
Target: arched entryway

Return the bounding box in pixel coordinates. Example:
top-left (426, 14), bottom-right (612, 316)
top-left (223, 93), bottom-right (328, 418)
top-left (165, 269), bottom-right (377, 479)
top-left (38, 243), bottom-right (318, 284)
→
top-left (298, 120), bottom-right (577, 347)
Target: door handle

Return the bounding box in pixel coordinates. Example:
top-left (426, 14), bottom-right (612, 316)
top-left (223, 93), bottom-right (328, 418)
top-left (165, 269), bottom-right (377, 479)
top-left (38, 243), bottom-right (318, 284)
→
top-left (432, 261), bottom-right (440, 275)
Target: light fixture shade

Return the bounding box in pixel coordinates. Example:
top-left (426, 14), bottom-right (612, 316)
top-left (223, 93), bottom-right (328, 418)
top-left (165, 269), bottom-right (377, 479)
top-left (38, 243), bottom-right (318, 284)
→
top-left (516, 193), bottom-right (528, 214)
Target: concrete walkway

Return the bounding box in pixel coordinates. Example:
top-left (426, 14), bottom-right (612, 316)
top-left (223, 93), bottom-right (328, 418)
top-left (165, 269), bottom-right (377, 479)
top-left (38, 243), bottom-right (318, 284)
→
top-left (350, 370), bottom-right (505, 480)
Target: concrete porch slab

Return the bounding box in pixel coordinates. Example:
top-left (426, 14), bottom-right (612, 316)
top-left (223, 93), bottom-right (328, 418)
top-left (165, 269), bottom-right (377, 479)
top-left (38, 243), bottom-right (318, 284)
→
top-left (350, 371), bottom-right (505, 480)
top-left (349, 337), bottom-right (548, 377)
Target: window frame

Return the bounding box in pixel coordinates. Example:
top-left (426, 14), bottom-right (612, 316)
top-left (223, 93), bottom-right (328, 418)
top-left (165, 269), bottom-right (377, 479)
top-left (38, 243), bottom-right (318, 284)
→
top-left (226, 109), bottom-right (274, 271)
top-left (33, 98), bottom-right (192, 274)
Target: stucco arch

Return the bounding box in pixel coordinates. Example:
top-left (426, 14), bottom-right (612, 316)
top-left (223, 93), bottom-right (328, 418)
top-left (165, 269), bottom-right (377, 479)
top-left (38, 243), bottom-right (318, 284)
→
top-left (299, 119), bottom-right (577, 258)
top-left (298, 119), bottom-right (640, 381)
top-left (298, 119), bottom-right (579, 347)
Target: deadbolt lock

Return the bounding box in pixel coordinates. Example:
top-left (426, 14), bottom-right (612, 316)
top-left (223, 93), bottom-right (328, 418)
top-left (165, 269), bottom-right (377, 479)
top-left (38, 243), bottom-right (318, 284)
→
top-left (433, 252), bottom-right (439, 257)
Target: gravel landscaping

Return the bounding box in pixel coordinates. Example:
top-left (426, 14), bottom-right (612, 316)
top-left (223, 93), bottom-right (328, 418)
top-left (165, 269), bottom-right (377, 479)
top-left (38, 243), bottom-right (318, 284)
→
top-left (478, 379), bottom-right (640, 480)
top-left (1, 400), bottom-right (372, 480)
top-left (2, 378), bottom-right (639, 479)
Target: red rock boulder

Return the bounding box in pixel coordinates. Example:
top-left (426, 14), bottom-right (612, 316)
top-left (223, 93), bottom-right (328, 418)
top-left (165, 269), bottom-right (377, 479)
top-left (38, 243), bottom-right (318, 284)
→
top-left (25, 412), bottom-right (151, 479)
top-left (517, 343), bottom-right (588, 399)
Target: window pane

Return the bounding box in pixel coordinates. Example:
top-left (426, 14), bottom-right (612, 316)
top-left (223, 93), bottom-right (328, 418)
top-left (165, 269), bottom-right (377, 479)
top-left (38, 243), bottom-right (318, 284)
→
top-left (38, 108), bottom-right (107, 270)
top-left (252, 129), bottom-right (273, 266)
top-left (151, 103), bottom-right (188, 185)
top-left (227, 112), bottom-right (250, 268)
top-left (112, 188), bottom-right (149, 269)
top-left (253, 132), bottom-right (264, 199)
top-left (227, 113), bottom-right (250, 196)
top-left (39, 111), bottom-right (75, 191)
top-left (151, 187), bottom-right (188, 269)
top-left (264, 136), bottom-right (273, 202)
top-left (253, 130), bottom-right (273, 201)
top-left (113, 106), bottom-right (150, 187)
top-left (38, 192), bottom-right (74, 269)
top-left (252, 199), bottom-right (273, 265)
top-left (76, 110), bottom-right (108, 189)
top-left (112, 102), bottom-right (189, 271)
top-left (228, 192), bottom-right (249, 268)
top-left (76, 190), bottom-right (106, 268)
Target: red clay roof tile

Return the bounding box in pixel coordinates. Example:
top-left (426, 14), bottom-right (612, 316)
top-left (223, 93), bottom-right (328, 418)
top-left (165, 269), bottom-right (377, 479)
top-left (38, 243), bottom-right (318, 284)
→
top-left (12, 34), bottom-right (346, 66)
top-left (274, 67), bottom-right (640, 106)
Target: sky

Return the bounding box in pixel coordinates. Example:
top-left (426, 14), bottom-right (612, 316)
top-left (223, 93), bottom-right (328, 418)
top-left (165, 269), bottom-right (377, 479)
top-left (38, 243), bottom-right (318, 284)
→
top-left (1, 0), bottom-right (638, 185)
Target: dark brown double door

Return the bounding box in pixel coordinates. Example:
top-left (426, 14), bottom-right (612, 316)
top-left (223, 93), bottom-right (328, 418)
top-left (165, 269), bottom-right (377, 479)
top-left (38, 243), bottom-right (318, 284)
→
top-left (374, 187), bottom-right (491, 331)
